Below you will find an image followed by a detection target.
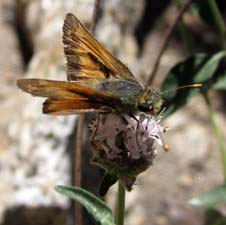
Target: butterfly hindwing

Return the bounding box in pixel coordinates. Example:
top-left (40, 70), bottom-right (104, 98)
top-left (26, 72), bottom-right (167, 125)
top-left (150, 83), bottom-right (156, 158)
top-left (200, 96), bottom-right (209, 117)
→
top-left (43, 99), bottom-right (107, 115)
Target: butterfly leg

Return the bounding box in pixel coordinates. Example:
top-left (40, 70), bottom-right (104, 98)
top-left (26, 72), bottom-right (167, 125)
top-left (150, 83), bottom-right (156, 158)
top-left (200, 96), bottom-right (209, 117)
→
top-left (91, 113), bottom-right (101, 143)
top-left (129, 113), bottom-right (141, 150)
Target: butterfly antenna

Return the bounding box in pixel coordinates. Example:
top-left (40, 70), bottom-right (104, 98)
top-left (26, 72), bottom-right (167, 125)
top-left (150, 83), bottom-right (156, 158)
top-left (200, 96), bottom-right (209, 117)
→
top-left (160, 83), bottom-right (202, 96)
top-left (160, 127), bottom-right (169, 152)
top-left (159, 128), bottom-right (169, 151)
top-left (156, 83), bottom-right (202, 151)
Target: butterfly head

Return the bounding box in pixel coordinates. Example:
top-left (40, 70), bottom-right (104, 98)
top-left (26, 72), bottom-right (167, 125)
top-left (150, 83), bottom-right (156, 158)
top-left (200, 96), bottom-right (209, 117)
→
top-left (138, 87), bottom-right (163, 114)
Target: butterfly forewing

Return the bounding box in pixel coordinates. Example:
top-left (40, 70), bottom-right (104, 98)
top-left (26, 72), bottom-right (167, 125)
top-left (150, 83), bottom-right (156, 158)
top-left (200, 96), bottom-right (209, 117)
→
top-left (17, 79), bottom-right (122, 115)
top-left (17, 79), bottom-right (87, 100)
top-left (17, 13), bottom-right (145, 116)
top-left (63, 13), bottom-right (136, 83)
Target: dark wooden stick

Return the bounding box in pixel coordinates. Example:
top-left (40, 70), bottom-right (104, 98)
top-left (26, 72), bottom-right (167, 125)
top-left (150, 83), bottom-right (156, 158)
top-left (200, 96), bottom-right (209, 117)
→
top-left (91, 0), bottom-right (101, 34)
top-left (74, 1), bottom-right (102, 225)
top-left (74, 115), bottom-right (84, 225)
top-left (147, 0), bottom-right (194, 86)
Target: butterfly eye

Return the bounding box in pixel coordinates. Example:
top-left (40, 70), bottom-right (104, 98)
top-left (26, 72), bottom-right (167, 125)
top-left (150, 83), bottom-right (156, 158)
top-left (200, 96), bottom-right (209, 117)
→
top-left (138, 103), bottom-right (151, 113)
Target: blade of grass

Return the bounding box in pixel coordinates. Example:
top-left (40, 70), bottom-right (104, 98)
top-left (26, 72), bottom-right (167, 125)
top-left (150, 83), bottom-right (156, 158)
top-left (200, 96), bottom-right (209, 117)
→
top-left (174, 0), bottom-right (193, 54)
top-left (203, 93), bottom-right (226, 180)
top-left (207, 0), bottom-right (226, 48)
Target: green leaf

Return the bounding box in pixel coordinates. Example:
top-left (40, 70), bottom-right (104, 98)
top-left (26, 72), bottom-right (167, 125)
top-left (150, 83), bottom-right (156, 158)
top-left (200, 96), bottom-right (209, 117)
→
top-left (204, 209), bottom-right (226, 225)
top-left (212, 72), bottom-right (226, 90)
top-left (188, 183), bottom-right (226, 208)
top-left (194, 51), bottom-right (226, 82)
top-left (55, 185), bottom-right (115, 225)
top-left (161, 51), bottom-right (226, 116)
top-left (99, 172), bottom-right (118, 197)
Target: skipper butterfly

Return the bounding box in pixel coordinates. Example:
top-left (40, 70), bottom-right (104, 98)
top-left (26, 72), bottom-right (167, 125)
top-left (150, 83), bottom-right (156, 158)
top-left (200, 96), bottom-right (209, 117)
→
top-left (17, 13), bottom-right (168, 116)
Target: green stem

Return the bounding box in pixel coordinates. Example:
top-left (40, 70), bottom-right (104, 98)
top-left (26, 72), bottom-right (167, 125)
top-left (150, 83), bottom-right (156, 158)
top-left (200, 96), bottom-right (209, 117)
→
top-left (207, 0), bottom-right (226, 47)
top-left (203, 93), bottom-right (226, 180)
top-left (175, 0), bottom-right (193, 54)
top-left (117, 182), bottom-right (125, 225)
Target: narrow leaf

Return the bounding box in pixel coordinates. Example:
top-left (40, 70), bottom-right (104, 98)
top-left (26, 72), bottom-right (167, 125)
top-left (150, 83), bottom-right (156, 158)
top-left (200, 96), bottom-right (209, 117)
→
top-left (188, 183), bottom-right (226, 208)
top-left (55, 185), bottom-right (115, 225)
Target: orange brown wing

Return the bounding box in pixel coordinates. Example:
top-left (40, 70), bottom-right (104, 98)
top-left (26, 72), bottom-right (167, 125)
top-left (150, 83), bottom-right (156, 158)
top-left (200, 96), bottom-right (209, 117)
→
top-left (43, 99), bottom-right (106, 115)
top-left (63, 13), bottom-right (135, 83)
top-left (17, 79), bottom-right (122, 115)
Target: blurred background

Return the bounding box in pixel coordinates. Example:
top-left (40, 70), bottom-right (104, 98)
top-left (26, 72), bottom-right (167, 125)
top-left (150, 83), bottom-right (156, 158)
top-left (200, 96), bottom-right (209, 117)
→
top-left (0, 0), bottom-right (226, 224)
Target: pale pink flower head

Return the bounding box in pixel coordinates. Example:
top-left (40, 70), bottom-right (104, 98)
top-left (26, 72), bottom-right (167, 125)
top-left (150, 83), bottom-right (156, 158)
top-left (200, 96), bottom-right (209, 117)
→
top-left (89, 112), bottom-right (167, 191)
